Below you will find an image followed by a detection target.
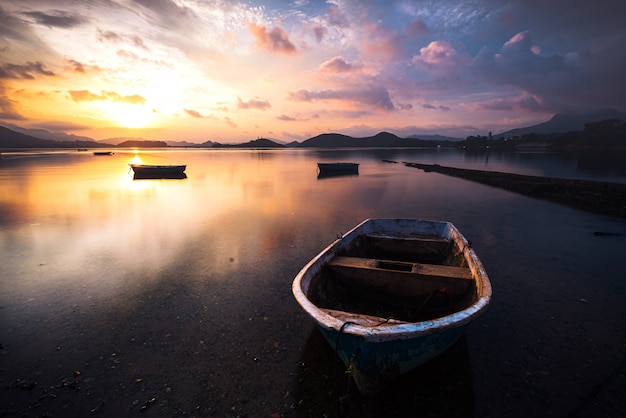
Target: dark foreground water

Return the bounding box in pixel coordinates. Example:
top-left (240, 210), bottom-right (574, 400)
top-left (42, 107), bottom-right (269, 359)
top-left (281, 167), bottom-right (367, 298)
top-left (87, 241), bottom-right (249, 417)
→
top-left (1, 148), bottom-right (625, 417)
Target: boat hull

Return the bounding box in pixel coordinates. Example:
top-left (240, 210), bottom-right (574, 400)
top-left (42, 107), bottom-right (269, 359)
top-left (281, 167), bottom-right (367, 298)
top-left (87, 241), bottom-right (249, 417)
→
top-left (317, 162), bottom-right (359, 176)
top-left (292, 218), bottom-right (491, 395)
top-left (317, 319), bottom-right (468, 395)
top-left (129, 164), bottom-right (187, 179)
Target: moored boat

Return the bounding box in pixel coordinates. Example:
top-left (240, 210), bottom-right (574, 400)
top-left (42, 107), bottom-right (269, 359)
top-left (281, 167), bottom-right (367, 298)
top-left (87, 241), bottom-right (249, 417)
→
top-left (317, 162), bottom-right (359, 175)
top-left (292, 218), bottom-right (491, 395)
top-left (93, 151), bottom-right (114, 155)
top-left (129, 164), bottom-right (187, 179)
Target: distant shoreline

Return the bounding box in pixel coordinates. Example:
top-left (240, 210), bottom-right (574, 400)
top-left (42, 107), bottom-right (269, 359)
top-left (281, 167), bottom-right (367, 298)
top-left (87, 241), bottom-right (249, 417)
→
top-left (405, 162), bottom-right (626, 219)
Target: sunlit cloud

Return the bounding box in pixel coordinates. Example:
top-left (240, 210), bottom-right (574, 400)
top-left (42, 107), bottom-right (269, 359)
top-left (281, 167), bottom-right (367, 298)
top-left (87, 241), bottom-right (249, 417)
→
top-left (184, 108), bottom-right (204, 118)
top-left (0, 94), bottom-right (24, 120)
top-left (319, 56), bottom-right (363, 74)
top-left (237, 97), bottom-right (271, 110)
top-left (68, 90), bottom-right (146, 105)
top-left (246, 22), bottom-right (297, 54)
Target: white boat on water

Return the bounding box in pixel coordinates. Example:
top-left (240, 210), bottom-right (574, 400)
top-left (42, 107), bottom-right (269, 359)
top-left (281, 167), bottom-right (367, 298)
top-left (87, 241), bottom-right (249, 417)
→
top-left (292, 218), bottom-right (492, 395)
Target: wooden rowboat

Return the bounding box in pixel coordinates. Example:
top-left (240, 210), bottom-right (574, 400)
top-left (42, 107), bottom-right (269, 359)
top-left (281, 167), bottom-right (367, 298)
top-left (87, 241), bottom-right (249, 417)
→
top-left (129, 164), bottom-right (187, 179)
top-left (292, 218), bottom-right (492, 395)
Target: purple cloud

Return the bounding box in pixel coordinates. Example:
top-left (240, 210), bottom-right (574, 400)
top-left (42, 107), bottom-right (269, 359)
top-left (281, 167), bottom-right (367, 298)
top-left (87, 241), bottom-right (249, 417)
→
top-left (288, 85), bottom-right (395, 111)
top-left (0, 61), bottom-right (55, 79)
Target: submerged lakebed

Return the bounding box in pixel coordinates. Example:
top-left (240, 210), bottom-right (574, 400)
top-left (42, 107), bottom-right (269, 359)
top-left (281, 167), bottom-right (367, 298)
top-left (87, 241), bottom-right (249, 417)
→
top-left (0, 148), bottom-right (625, 417)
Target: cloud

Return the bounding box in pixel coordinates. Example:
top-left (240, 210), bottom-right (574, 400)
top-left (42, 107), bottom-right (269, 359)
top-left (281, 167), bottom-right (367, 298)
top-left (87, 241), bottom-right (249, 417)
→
top-left (404, 17), bottom-right (430, 37)
top-left (22, 10), bottom-right (87, 28)
top-left (184, 108), bottom-right (204, 118)
top-left (319, 56), bottom-right (363, 74)
top-left (277, 114), bottom-right (297, 121)
top-left (0, 62), bottom-right (55, 79)
top-left (0, 88), bottom-right (25, 120)
top-left (237, 97), bottom-right (271, 110)
top-left (476, 94), bottom-right (544, 112)
top-left (362, 22), bottom-right (403, 60)
top-left (68, 90), bottom-right (146, 104)
top-left (65, 59), bottom-right (102, 74)
top-left (246, 22), bottom-right (297, 54)
top-left (326, 5), bottom-right (350, 28)
top-left (131, 0), bottom-right (201, 34)
top-left (97, 30), bottom-right (149, 50)
top-left (288, 85), bottom-right (395, 111)
top-left (312, 24), bottom-right (326, 43)
top-left (413, 41), bottom-right (462, 67)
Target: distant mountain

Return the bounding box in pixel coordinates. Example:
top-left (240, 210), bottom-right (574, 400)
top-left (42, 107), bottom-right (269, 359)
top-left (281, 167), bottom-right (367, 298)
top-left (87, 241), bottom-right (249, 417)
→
top-left (5, 124), bottom-right (97, 143)
top-left (496, 109), bottom-right (626, 138)
top-left (212, 138), bottom-right (285, 148)
top-left (117, 140), bottom-right (168, 148)
top-left (99, 137), bottom-right (145, 145)
top-left (300, 131), bottom-right (402, 147)
top-left (0, 125), bottom-right (111, 148)
top-left (166, 140), bottom-right (207, 147)
top-left (0, 126), bottom-right (57, 147)
top-left (408, 134), bottom-right (463, 142)
top-left (299, 131), bottom-right (451, 148)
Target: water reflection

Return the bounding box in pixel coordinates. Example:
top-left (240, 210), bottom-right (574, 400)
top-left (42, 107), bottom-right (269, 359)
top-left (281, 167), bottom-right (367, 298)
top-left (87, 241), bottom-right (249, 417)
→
top-left (0, 149), bottom-right (625, 416)
top-left (296, 330), bottom-right (474, 417)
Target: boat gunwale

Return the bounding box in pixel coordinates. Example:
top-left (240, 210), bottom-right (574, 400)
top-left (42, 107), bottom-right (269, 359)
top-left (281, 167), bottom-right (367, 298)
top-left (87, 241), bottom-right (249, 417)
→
top-left (129, 164), bottom-right (186, 170)
top-left (292, 218), bottom-right (492, 342)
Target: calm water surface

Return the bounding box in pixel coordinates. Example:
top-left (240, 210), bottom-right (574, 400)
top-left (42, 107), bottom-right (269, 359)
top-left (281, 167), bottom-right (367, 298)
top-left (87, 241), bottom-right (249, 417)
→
top-left (1, 148), bottom-right (625, 417)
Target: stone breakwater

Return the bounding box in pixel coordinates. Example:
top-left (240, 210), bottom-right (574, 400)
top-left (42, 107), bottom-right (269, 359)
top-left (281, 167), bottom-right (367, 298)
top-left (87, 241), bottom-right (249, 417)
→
top-left (405, 162), bottom-right (626, 220)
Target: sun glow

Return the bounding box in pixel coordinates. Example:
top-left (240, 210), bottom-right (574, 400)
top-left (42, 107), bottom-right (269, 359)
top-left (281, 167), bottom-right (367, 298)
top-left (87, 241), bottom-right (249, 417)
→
top-left (102, 102), bottom-right (156, 128)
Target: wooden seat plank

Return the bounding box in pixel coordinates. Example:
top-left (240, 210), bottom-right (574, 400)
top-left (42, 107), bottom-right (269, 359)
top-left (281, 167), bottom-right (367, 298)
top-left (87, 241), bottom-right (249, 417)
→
top-left (329, 256), bottom-right (471, 281)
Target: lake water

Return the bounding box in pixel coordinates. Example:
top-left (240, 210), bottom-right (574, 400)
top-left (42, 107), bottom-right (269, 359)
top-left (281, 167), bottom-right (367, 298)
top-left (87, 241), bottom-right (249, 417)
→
top-left (1, 148), bottom-right (625, 417)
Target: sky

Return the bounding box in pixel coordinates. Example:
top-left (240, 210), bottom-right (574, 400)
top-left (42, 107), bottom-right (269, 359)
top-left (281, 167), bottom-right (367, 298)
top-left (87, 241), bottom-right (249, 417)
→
top-left (1, 0), bottom-right (625, 143)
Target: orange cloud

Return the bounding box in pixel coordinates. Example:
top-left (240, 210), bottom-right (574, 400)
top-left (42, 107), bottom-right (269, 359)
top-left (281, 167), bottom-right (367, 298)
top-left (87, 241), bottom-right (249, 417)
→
top-left (184, 108), bottom-right (203, 118)
top-left (246, 22), bottom-right (297, 54)
top-left (68, 90), bottom-right (146, 104)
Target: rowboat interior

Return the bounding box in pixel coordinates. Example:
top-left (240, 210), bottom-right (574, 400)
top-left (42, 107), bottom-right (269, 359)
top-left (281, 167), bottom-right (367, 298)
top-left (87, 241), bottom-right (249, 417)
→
top-left (308, 232), bottom-right (477, 324)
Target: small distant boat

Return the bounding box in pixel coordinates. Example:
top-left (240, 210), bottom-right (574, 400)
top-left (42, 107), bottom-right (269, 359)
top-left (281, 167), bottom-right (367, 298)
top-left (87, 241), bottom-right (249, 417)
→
top-left (129, 164), bottom-right (187, 179)
top-left (317, 162), bottom-right (359, 174)
top-left (93, 151), bottom-right (114, 156)
top-left (292, 218), bottom-right (491, 395)
top-left (317, 162), bottom-right (359, 179)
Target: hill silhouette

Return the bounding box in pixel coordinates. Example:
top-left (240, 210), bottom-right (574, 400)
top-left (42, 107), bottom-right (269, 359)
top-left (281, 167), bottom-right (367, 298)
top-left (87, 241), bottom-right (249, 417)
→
top-left (496, 109), bottom-right (626, 137)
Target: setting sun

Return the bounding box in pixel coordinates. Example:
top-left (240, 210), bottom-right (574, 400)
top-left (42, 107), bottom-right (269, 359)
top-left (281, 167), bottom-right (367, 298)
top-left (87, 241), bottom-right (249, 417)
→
top-left (101, 102), bottom-right (156, 129)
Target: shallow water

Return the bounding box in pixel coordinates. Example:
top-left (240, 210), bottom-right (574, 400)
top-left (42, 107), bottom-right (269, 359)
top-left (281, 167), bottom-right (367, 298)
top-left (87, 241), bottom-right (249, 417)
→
top-left (1, 148), bottom-right (625, 417)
